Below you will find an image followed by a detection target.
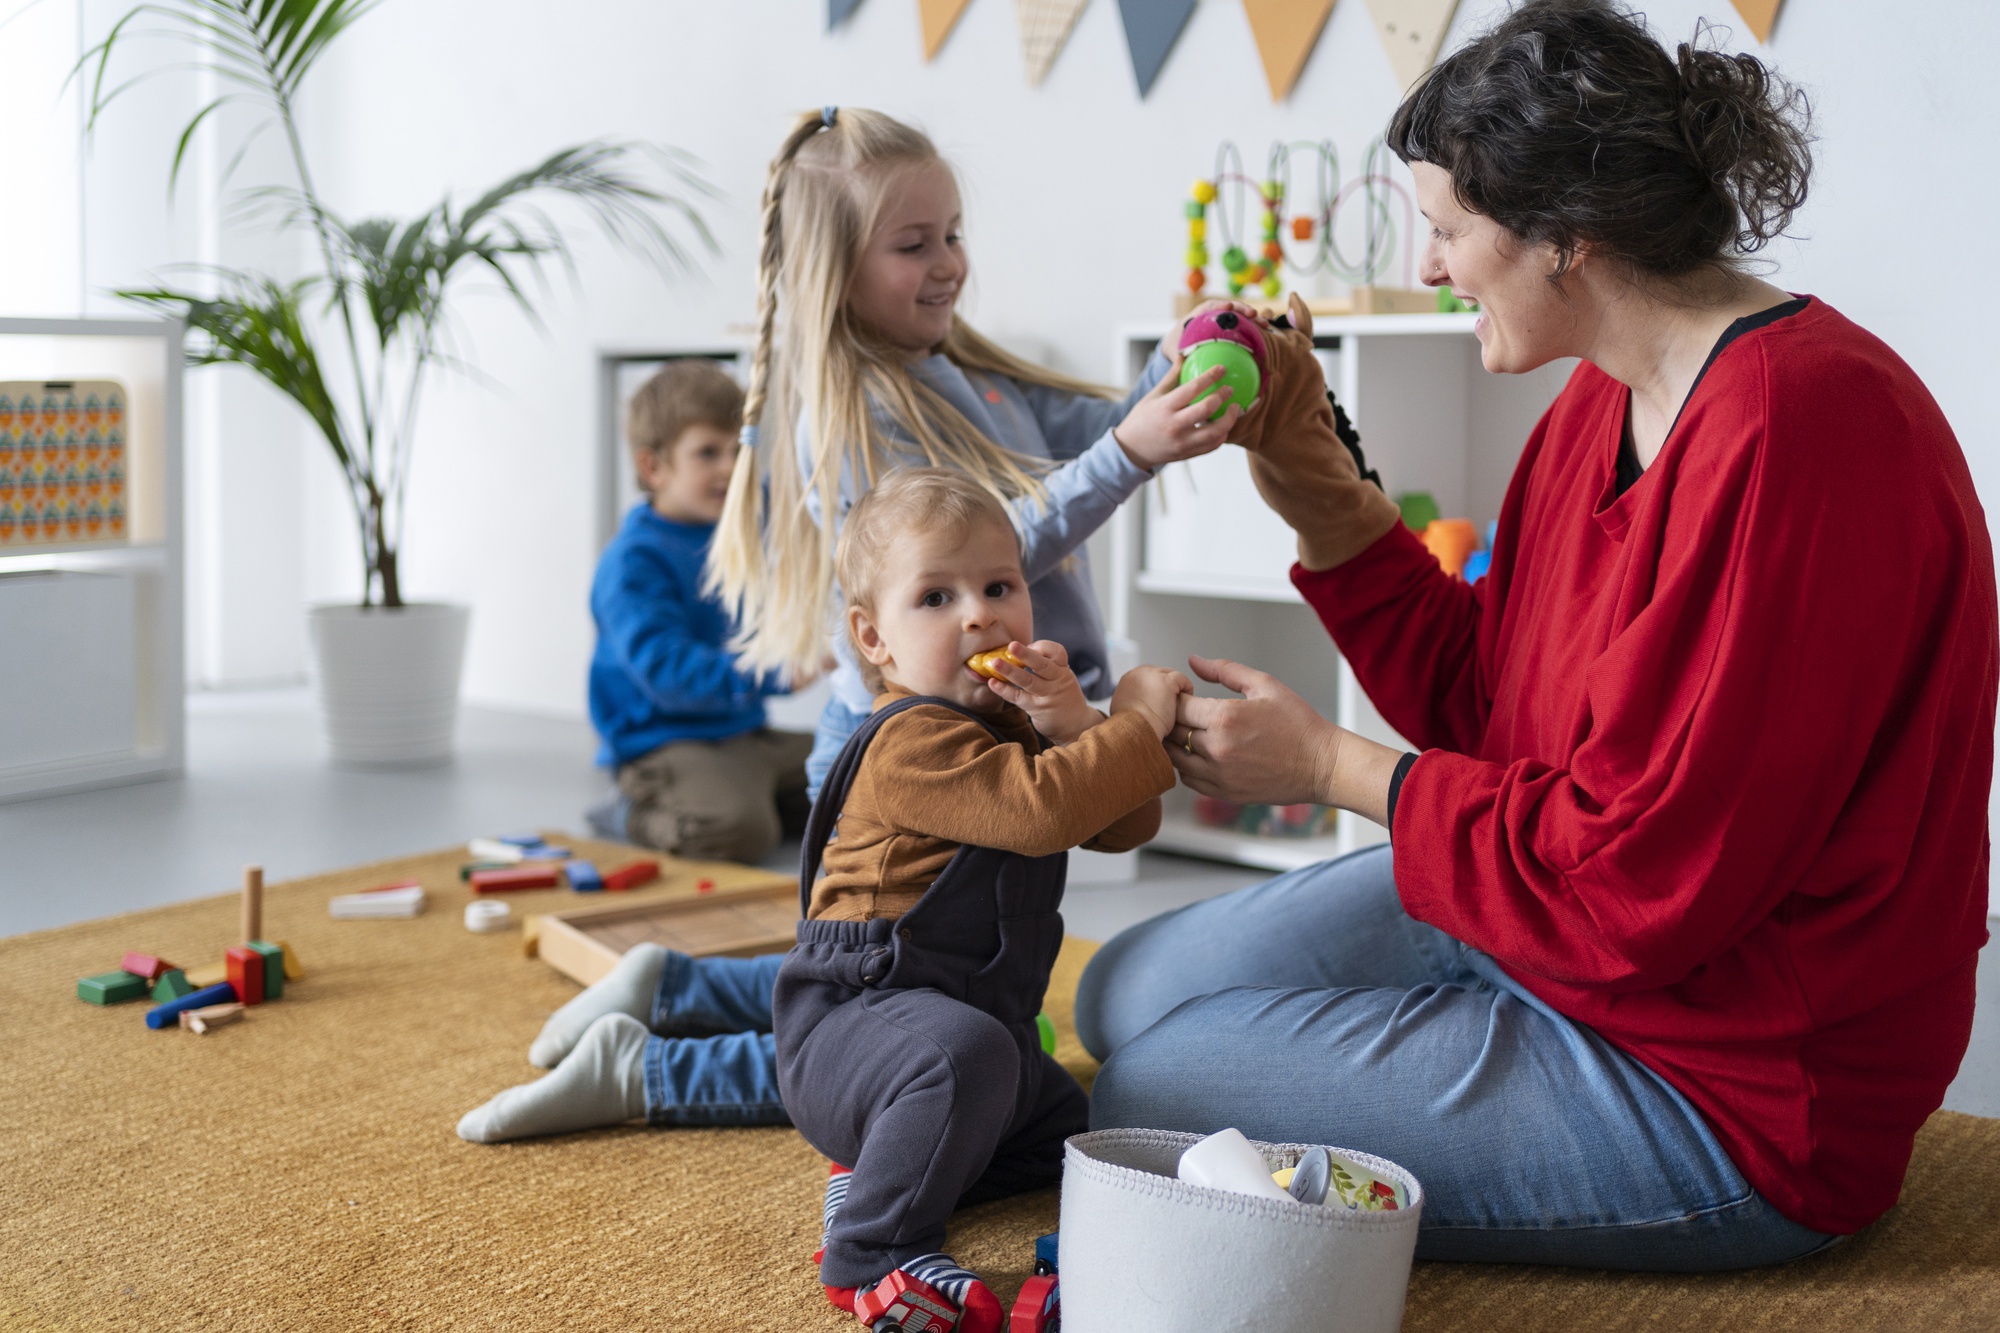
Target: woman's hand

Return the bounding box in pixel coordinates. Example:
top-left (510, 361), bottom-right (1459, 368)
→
top-left (1170, 655), bottom-right (1399, 825)
top-left (1112, 364), bottom-right (1243, 471)
top-left (982, 639), bottom-right (1100, 745)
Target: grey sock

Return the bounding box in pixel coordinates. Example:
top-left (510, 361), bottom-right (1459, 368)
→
top-left (528, 943), bottom-right (669, 1069)
top-left (457, 1013), bottom-right (650, 1143)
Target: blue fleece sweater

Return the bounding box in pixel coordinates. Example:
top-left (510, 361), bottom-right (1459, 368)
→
top-left (589, 504), bottom-right (784, 767)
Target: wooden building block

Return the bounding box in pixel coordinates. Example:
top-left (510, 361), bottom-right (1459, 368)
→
top-left (150, 968), bottom-right (195, 1002)
top-left (241, 865), bottom-right (264, 945)
top-left (225, 947), bottom-right (265, 1007)
top-left (78, 970), bottom-right (149, 1005)
top-left (120, 952), bottom-right (174, 983)
top-left (179, 1002), bottom-right (245, 1034)
top-left (144, 982), bottom-right (239, 1029)
top-left (468, 866), bottom-right (561, 894)
top-left (601, 860), bottom-right (661, 892)
top-left (277, 940), bottom-right (304, 981)
top-left (185, 962), bottom-right (228, 988)
top-left (247, 941), bottom-right (284, 1000)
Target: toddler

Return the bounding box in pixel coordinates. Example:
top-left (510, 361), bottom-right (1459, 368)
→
top-left (587, 359), bottom-right (811, 864)
top-left (775, 468), bottom-right (1187, 1328)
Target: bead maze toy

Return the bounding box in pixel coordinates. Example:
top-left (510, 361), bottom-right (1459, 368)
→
top-left (1179, 139), bottom-right (1449, 318)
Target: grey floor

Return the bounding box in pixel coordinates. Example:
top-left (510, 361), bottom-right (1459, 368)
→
top-left (2, 688), bottom-right (1994, 1118)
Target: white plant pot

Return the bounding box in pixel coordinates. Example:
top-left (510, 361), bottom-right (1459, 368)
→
top-left (307, 602), bottom-right (470, 767)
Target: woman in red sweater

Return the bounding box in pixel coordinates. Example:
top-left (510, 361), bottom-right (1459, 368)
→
top-left (1077, 0), bottom-right (1993, 1268)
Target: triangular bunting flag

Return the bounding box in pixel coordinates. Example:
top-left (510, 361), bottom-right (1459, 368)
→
top-left (1115, 0), bottom-right (1197, 98)
top-left (1361, 0), bottom-right (1459, 91)
top-left (1728, 0), bottom-right (1784, 43)
top-left (829, 0), bottom-right (866, 28)
top-left (1242, 0), bottom-right (1339, 102)
top-left (1016, 0), bottom-right (1091, 86)
top-left (919, 0), bottom-right (975, 59)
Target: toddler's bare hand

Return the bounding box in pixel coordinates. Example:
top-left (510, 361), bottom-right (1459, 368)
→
top-left (983, 640), bottom-right (1100, 745)
top-left (1110, 665), bottom-right (1195, 741)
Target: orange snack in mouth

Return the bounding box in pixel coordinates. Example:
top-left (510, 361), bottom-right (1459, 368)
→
top-left (966, 647), bottom-right (1029, 680)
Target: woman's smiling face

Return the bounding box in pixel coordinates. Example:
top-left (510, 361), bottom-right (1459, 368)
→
top-left (1413, 160), bottom-right (1576, 375)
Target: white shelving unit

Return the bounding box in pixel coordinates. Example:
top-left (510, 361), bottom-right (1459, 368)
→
top-left (1108, 314), bottom-right (1573, 869)
top-left (0, 317), bottom-right (185, 803)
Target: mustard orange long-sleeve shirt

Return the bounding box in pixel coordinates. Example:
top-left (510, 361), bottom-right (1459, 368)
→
top-left (1299, 298), bottom-right (1993, 1234)
top-left (809, 690), bottom-right (1175, 923)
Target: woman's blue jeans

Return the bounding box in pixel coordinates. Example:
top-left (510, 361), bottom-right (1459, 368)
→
top-left (1076, 845), bottom-right (1841, 1271)
top-left (637, 836), bottom-right (1839, 1271)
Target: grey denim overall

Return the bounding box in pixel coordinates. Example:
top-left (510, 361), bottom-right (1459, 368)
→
top-left (773, 695), bottom-right (1091, 1290)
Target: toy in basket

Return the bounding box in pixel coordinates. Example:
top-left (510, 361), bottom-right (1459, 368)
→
top-left (1192, 794), bottom-right (1333, 839)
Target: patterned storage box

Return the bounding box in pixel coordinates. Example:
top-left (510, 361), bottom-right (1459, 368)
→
top-left (0, 381), bottom-right (129, 548)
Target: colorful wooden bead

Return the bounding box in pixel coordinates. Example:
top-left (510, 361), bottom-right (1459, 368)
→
top-left (1191, 179), bottom-right (1217, 204)
top-left (1292, 216), bottom-right (1315, 241)
top-left (1188, 217), bottom-right (1206, 242)
top-left (1185, 268), bottom-right (1207, 292)
top-left (1262, 240), bottom-right (1283, 262)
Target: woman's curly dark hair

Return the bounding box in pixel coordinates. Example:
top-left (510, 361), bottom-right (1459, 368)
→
top-left (1386, 0), bottom-right (1813, 280)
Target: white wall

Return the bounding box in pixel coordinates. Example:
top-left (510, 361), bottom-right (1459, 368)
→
top-left (23, 0), bottom-right (2000, 901)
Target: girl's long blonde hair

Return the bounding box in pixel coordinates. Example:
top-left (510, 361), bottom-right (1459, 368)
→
top-left (706, 107), bottom-right (1113, 679)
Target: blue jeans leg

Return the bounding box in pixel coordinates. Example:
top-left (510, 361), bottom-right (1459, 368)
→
top-left (1079, 846), bottom-right (1840, 1272)
top-left (804, 695), bottom-right (872, 803)
top-left (652, 950), bottom-right (784, 1036)
top-left (641, 1031), bottom-right (790, 1127)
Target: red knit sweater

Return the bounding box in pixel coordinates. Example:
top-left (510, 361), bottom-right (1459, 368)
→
top-left (1298, 298), bottom-right (1994, 1234)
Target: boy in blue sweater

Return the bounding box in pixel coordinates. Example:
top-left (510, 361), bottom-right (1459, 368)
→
top-left (588, 360), bottom-right (811, 863)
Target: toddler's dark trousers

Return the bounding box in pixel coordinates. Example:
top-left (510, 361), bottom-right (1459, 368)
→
top-left (777, 919), bottom-right (1088, 1290)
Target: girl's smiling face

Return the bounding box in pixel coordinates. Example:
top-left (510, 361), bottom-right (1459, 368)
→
top-left (847, 159), bottom-right (967, 357)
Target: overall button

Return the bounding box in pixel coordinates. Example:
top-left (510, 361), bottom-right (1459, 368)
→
top-left (898, 927), bottom-right (913, 941)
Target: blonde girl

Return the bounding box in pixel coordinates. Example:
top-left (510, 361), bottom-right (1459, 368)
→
top-left (710, 105), bottom-right (1249, 793)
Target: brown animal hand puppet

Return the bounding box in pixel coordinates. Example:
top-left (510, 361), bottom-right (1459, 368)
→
top-left (1228, 293), bottom-right (1403, 571)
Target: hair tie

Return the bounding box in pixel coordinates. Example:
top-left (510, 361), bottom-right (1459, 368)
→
top-left (739, 423), bottom-right (761, 448)
top-left (821, 105), bottom-right (838, 129)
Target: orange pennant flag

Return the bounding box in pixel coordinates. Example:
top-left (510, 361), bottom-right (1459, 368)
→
top-left (920, 0), bottom-right (975, 59)
top-left (1729, 0), bottom-right (1783, 43)
top-left (1242, 0), bottom-right (1338, 102)
top-left (1361, 0), bottom-right (1459, 91)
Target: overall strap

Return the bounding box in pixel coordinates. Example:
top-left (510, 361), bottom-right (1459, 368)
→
top-left (797, 695), bottom-right (1010, 917)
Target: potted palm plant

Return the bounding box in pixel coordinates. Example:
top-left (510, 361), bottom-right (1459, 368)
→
top-left (83, 0), bottom-right (711, 764)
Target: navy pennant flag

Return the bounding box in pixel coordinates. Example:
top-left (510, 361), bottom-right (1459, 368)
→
top-left (1116, 0), bottom-right (1198, 97)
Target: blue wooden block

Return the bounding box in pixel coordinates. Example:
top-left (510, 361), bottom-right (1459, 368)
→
top-left (566, 860), bottom-right (604, 892)
top-left (1034, 1231), bottom-right (1059, 1275)
top-left (145, 982), bottom-right (240, 1029)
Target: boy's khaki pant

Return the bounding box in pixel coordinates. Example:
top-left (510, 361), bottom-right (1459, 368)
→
top-left (616, 729), bottom-right (814, 864)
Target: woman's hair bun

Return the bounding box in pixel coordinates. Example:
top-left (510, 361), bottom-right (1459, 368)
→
top-left (1386, 0), bottom-right (1814, 280)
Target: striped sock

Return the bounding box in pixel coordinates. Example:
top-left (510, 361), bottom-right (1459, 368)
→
top-left (816, 1163), bottom-right (852, 1263)
top-left (898, 1253), bottom-right (978, 1307)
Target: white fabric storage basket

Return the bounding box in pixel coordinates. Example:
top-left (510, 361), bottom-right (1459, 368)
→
top-left (1058, 1128), bottom-right (1424, 1333)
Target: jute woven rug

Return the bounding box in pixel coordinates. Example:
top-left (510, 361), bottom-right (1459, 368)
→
top-left (3, 840), bottom-right (1995, 1331)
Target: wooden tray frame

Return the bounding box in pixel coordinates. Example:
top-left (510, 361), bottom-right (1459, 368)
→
top-left (528, 880), bottom-right (799, 987)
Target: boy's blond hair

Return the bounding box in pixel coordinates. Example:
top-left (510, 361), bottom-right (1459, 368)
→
top-left (837, 468), bottom-right (1019, 693)
top-left (706, 107), bottom-right (1113, 681)
top-left (627, 359), bottom-right (743, 488)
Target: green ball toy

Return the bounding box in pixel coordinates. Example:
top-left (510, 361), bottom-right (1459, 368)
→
top-left (1179, 338), bottom-right (1261, 420)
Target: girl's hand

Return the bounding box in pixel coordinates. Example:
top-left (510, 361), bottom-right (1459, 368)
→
top-left (1113, 364), bottom-right (1244, 470)
top-left (1110, 665), bottom-right (1195, 741)
top-left (982, 640), bottom-right (1100, 745)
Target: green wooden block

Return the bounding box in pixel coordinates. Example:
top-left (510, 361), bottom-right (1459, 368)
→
top-left (150, 968), bottom-right (196, 1002)
top-left (248, 940), bottom-right (284, 1000)
top-left (78, 970), bottom-right (148, 1005)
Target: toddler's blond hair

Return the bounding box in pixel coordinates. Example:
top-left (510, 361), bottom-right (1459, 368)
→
top-left (837, 468), bottom-right (1019, 693)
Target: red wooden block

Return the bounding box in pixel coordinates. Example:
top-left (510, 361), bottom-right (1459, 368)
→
top-left (468, 866), bottom-right (561, 894)
top-left (855, 1271), bottom-right (958, 1332)
top-left (225, 946), bottom-right (265, 1007)
top-left (121, 952), bottom-right (175, 983)
top-left (601, 860), bottom-right (661, 892)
